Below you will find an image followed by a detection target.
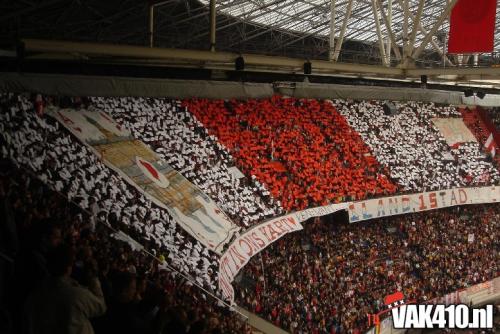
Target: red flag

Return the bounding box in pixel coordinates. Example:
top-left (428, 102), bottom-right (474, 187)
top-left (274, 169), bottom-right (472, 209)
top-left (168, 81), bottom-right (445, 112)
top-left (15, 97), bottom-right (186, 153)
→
top-left (383, 291), bottom-right (405, 308)
top-left (484, 133), bottom-right (497, 157)
top-left (448, 0), bottom-right (497, 54)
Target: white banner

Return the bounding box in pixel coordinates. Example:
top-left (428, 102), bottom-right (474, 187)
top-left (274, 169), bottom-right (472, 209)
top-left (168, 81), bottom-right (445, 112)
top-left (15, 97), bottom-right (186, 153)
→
top-left (50, 107), bottom-right (240, 254)
top-left (219, 203), bottom-right (349, 302)
top-left (432, 118), bottom-right (477, 146)
top-left (348, 186), bottom-right (499, 223)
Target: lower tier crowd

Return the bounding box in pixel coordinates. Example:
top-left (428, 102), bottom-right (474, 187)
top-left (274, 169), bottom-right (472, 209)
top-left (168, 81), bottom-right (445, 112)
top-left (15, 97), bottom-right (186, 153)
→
top-left (0, 159), bottom-right (250, 334)
top-left (0, 93), bottom-right (221, 293)
top-left (237, 205), bottom-right (499, 333)
top-left (1, 93), bottom-right (499, 334)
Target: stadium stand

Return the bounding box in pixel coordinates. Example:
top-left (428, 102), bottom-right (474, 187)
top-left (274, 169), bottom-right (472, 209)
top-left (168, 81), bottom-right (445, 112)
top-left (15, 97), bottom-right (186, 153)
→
top-left (1, 93), bottom-right (499, 334)
top-left (336, 100), bottom-right (500, 191)
top-left (491, 108), bottom-right (500, 131)
top-left (236, 205), bottom-right (499, 333)
top-left (89, 97), bottom-right (282, 226)
top-left (0, 159), bottom-right (250, 334)
top-left (0, 93), bottom-right (220, 291)
top-left (3, 2), bottom-right (500, 334)
top-left (461, 107), bottom-right (491, 145)
top-left (185, 96), bottom-right (398, 212)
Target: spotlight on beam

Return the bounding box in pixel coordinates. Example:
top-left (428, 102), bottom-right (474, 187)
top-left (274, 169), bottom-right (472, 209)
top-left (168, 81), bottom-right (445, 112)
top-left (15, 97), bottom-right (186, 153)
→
top-left (303, 61), bottom-right (312, 75)
top-left (235, 56), bottom-right (245, 71)
top-left (464, 89), bottom-right (474, 97)
top-left (476, 91), bottom-right (486, 99)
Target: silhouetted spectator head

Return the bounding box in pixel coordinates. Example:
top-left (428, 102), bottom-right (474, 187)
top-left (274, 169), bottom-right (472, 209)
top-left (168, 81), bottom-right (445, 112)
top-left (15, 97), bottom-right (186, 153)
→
top-left (33, 220), bottom-right (62, 250)
top-left (187, 319), bottom-right (206, 334)
top-left (111, 271), bottom-right (137, 303)
top-left (165, 306), bottom-right (188, 334)
top-left (47, 243), bottom-right (75, 277)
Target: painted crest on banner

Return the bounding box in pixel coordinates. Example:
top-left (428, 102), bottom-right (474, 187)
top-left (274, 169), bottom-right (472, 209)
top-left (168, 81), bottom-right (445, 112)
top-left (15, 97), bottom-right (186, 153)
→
top-left (136, 156), bottom-right (170, 188)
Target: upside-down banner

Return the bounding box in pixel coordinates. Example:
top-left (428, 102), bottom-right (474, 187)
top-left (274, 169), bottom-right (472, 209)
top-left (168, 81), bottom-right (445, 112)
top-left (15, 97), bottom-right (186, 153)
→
top-left (348, 186), bottom-right (499, 223)
top-left (50, 107), bottom-right (240, 254)
top-left (448, 0), bottom-right (497, 54)
top-left (431, 118), bottom-right (477, 146)
top-left (219, 203), bottom-right (349, 303)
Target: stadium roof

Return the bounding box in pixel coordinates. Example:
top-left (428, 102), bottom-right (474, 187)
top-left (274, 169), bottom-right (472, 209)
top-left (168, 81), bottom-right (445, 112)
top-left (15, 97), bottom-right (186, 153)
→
top-left (201, 0), bottom-right (443, 44)
top-left (198, 0), bottom-right (500, 53)
top-left (1, 1), bottom-right (500, 69)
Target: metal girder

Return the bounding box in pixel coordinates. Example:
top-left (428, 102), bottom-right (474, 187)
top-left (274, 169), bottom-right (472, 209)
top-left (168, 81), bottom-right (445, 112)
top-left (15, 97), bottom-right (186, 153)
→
top-left (155, 0), bottom-right (228, 33)
top-left (149, 1), bottom-right (179, 47)
top-left (224, 6), bottom-right (315, 49)
top-left (184, 0), bottom-right (286, 42)
top-left (21, 38), bottom-right (402, 76)
top-left (259, 3), bottom-right (329, 32)
top-left (407, 66), bottom-right (500, 78)
top-left (191, 0), bottom-right (490, 63)
top-left (377, 0), bottom-right (401, 60)
top-left (0, 0), bottom-right (66, 22)
top-left (209, 0), bottom-right (217, 51)
top-left (411, 0), bottom-right (459, 61)
top-left (398, 0), bottom-right (454, 66)
top-left (329, 0), bottom-right (336, 60)
top-left (269, 22), bottom-right (330, 53)
top-left (385, 0), bottom-right (392, 65)
top-left (401, 0), bottom-right (409, 56)
top-left (332, 0), bottom-right (354, 61)
top-left (341, 4), bottom-right (379, 39)
top-left (21, 39), bottom-right (500, 80)
top-left (407, 0), bottom-right (425, 58)
top-left (5, 0), bottom-right (500, 69)
top-left (371, 0), bottom-right (387, 66)
top-left (51, 0), bottom-right (141, 38)
top-left (397, 0), bottom-right (453, 67)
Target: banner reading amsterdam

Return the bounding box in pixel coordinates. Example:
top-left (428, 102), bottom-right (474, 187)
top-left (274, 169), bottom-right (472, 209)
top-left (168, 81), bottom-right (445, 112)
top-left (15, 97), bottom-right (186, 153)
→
top-left (50, 108), bottom-right (240, 254)
top-left (349, 186), bottom-right (499, 223)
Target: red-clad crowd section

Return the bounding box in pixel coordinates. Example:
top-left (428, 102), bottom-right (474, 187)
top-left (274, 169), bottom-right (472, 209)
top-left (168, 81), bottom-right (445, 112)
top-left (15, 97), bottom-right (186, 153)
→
top-left (184, 96), bottom-right (398, 211)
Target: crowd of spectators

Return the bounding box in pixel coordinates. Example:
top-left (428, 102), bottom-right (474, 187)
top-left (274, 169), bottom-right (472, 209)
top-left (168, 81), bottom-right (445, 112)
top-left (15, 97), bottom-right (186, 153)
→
top-left (490, 107), bottom-right (500, 132)
top-left (185, 96), bottom-right (398, 211)
top-left (0, 159), bottom-right (250, 334)
top-left (2, 92), bottom-right (499, 334)
top-left (460, 107), bottom-right (491, 145)
top-left (236, 205), bottom-right (499, 333)
top-left (89, 97), bottom-right (282, 226)
top-left (0, 93), bottom-right (220, 292)
top-left (336, 100), bottom-right (500, 191)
